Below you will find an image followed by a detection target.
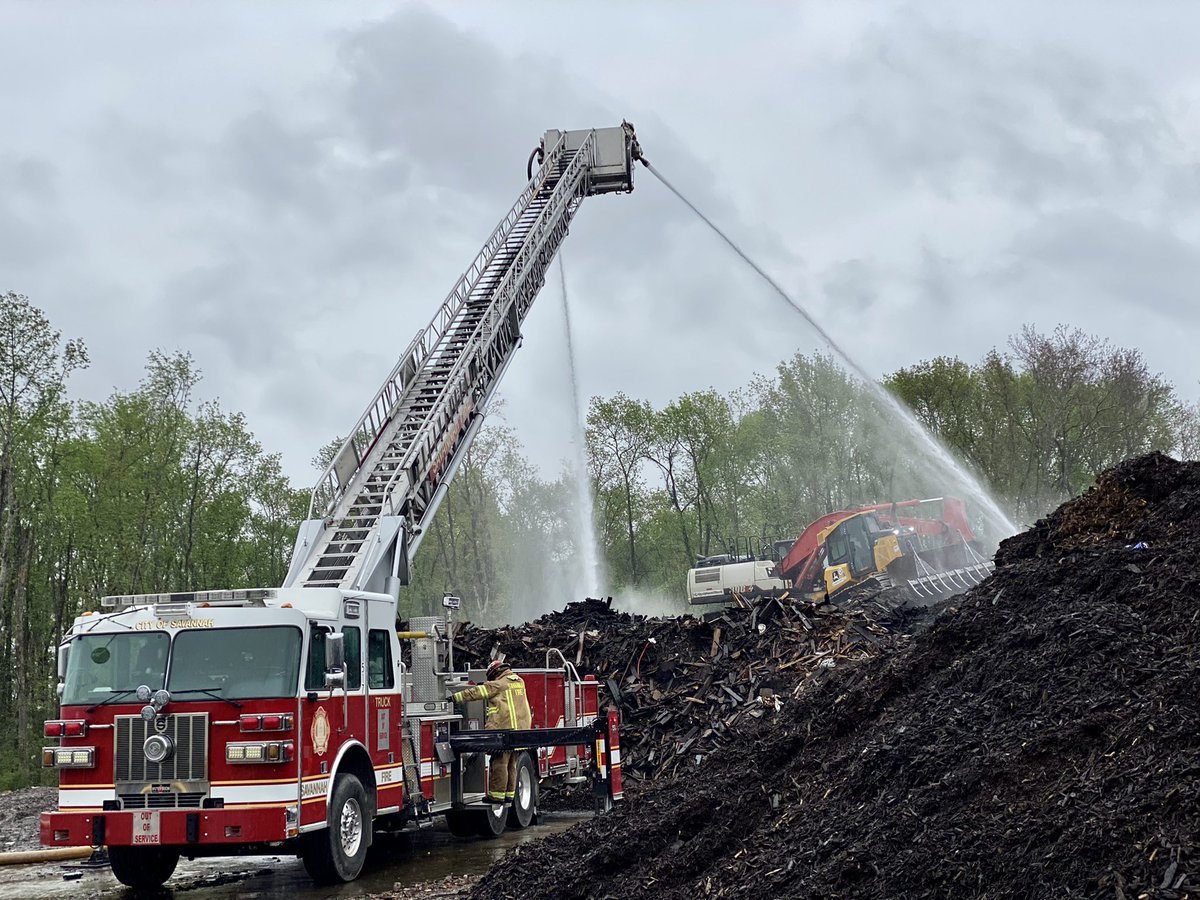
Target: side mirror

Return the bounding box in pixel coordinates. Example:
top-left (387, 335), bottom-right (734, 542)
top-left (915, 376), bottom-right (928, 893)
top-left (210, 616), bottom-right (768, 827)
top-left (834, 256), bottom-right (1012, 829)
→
top-left (324, 632), bottom-right (346, 690)
top-left (56, 644), bottom-right (70, 681)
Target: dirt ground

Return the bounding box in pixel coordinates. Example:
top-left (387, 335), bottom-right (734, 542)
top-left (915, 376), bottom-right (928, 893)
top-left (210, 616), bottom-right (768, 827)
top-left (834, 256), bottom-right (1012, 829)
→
top-left (367, 874), bottom-right (479, 898)
top-left (0, 788), bottom-right (54, 853)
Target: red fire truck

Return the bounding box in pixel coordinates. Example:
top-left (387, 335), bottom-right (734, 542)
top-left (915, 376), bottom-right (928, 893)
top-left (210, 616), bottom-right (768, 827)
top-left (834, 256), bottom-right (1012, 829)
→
top-left (39, 122), bottom-right (643, 888)
top-left (40, 589), bottom-right (621, 887)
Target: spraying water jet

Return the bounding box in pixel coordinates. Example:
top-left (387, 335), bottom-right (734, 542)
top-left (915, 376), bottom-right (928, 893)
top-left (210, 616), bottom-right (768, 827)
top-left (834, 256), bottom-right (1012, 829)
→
top-left (558, 254), bottom-right (605, 600)
top-left (641, 160), bottom-right (1018, 541)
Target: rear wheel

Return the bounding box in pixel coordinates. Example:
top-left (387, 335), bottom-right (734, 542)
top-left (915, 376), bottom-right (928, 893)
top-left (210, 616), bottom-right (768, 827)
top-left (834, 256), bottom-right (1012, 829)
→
top-left (302, 773), bottom-right (372, 884)
top-left (475, 801), bottom-right (507, 837)
top-left (507, 753), bottom-right (537, 829)
top-left (108, 845), bottom-right (179, 889)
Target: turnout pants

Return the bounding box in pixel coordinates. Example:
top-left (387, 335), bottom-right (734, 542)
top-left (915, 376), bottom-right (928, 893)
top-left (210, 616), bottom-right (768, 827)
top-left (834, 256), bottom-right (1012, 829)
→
top-left (487, 751), bottom-right (518, 802)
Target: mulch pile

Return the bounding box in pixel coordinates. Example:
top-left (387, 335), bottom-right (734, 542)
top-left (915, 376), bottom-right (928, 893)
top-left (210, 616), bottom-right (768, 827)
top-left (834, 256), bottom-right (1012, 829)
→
top-left (468, 452), bottom-right (1200, 900)
top-left (451, 591), bottom-right (924, 788)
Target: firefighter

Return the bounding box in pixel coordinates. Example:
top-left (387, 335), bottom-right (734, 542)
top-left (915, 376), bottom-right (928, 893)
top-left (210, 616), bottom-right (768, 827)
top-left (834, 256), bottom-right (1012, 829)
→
top-left (447, 659), bottom-right (532, 804)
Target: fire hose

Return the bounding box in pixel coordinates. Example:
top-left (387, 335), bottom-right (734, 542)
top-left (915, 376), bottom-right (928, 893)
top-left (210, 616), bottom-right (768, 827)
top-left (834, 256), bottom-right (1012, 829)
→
top-left (0, 846), bottom-right (93, 866)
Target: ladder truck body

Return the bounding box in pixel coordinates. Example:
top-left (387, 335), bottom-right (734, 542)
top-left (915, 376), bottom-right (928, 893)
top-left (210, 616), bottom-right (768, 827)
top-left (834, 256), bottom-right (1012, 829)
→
top-left (40, 123), bottom-right (641, 889)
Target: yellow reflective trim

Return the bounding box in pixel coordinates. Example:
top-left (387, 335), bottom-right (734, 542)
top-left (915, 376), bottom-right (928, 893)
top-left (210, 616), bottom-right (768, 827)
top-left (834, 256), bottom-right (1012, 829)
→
top-left (505, 685), bottom-right (518, 728)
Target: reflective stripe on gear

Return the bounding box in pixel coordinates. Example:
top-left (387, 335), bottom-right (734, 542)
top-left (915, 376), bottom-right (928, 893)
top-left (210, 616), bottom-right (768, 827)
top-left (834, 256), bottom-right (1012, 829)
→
top-left (504, 683), bottom-right (522, 728)
top-left (454, 672), bottom-right (532, 732)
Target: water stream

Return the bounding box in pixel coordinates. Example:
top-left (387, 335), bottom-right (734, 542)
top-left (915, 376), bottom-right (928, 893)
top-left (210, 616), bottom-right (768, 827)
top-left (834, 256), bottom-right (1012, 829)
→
top-left (558, 255), bottom-right (604, 598)
top-left (643, 161), bottom-right (1018, 540)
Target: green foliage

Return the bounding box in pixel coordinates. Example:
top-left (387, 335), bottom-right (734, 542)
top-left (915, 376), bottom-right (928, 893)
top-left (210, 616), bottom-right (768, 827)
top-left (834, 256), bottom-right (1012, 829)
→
top-left (584, 328), bottom-right (1196, 600)
top-left (885, 325), bottom-right (1184, 521)
top-left (0, 297), bottom-right (303, 786)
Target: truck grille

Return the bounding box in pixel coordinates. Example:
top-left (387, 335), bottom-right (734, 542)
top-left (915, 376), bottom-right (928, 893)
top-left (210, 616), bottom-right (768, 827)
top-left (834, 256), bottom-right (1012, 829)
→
top-left (114, 712), bottom-right (209, 784)
top-left (118, 791), bottom-right (205, 809)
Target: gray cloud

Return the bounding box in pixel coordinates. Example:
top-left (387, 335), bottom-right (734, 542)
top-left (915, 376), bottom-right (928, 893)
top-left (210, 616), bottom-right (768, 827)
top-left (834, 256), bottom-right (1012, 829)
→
top-left (1006, 209), bottom-right (1200, 321)
top-left (822, 259), bottom-right (880, 313)
top-left (840, 16), bottom-right (1186, 210)
top-left (2, 1), bottom-right (1198, 496)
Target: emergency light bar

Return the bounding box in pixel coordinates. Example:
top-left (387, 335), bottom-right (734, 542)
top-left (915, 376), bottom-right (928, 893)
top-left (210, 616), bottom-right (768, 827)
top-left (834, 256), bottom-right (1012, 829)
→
top-left (100, 588), bottom-right (278, 609)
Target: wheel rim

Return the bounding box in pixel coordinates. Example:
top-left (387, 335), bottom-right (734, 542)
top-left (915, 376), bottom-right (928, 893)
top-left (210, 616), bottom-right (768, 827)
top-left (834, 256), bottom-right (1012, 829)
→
top-left (339, 797), bottom-right (363, 857)
top-left (517, 764), bottom-right (532, 811)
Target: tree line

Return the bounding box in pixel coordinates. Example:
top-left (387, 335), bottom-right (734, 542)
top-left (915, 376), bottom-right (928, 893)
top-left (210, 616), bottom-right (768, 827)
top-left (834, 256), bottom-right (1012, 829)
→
top-left (0, 292), bottom-right (306, 786)
top-left (585, 325), bottom-right (1196, 596)
top-left (1, 289), bottom-right (1194, 785)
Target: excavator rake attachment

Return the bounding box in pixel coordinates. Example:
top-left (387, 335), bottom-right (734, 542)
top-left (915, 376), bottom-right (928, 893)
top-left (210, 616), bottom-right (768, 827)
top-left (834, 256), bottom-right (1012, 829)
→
top-left (899, 542), bottom-right (994, 604)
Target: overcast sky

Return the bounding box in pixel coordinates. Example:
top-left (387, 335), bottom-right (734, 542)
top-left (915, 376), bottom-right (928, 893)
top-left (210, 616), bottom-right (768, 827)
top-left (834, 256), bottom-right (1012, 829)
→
top-left (3, 2), bottom-right (1198, 488)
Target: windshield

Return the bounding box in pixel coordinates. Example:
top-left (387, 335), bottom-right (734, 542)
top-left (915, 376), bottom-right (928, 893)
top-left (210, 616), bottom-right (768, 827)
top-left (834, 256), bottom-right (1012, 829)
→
top-left (167, 626), bottom-right (302, 700)
top-left (61, 632), bottom-right (169, 706)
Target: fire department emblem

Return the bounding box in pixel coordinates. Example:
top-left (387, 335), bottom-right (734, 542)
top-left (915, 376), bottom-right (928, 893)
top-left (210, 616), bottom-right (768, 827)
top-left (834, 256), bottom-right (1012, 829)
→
top-left (311, 707), bottom-right (330, 756)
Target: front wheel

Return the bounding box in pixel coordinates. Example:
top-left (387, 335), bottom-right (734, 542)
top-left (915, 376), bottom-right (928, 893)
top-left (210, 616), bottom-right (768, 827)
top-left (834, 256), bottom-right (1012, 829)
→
top-left (302, 774), bottom-right (372, 884)
top-left (108, 845), bottom-right (180, 889)
top-left (507, 753), bottom-right (537, 829)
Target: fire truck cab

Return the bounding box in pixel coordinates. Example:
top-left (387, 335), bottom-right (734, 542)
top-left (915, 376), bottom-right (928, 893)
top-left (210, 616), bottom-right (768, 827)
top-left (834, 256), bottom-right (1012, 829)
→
top-left (40, 587), bottom-right (621, 888)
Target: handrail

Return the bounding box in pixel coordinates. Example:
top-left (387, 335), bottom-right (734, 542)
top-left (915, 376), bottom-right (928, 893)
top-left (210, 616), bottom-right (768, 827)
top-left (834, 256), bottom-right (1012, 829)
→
top-left (357, 132), bottom-right (597, 528)
top-left (305, 133), bottom-right (571, 521)
top-left (291, 125), bottom-right (619, 590)
top-left (348, 133), bottom-right (595, 525)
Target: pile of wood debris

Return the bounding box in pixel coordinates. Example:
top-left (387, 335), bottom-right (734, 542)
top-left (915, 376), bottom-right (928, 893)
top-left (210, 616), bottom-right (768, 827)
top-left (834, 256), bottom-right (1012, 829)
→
top-left (450, 580), bottom-right (926, 787)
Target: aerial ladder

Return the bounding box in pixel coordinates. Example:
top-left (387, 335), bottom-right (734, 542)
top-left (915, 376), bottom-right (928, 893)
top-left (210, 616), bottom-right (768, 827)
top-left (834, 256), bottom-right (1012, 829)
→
top-left (283, 123), bottom-right (644, 595)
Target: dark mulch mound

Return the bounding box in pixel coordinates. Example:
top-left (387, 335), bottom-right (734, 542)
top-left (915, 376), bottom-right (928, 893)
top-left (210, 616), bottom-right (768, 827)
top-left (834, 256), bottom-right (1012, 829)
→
top-left (453, 591), bottom-right (920, 788)
top-left (471, 452), bottom-right (1200, 900)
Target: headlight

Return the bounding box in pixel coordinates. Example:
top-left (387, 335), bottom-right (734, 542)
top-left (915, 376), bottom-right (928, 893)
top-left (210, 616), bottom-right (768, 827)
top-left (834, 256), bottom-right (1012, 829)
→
top-left (43, 747), bottom-right (96, 768)
top-left (226, 741), bottom-right (293, 764)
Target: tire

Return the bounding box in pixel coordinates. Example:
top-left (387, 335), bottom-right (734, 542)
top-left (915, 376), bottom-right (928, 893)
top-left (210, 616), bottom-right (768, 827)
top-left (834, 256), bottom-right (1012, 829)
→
top-left (302, 773), bottom-right (372, 884)
top-left (506, 753), bottom-right (537, 829)
top-left (108, 845), bottom-right (180, 889)
top-left (475, 801), bottom-right (507, 838)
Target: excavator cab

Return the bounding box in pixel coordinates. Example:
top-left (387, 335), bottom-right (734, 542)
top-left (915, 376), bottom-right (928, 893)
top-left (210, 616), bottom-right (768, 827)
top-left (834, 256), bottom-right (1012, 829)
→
top-left (820, 513), bottom-right (903, 598)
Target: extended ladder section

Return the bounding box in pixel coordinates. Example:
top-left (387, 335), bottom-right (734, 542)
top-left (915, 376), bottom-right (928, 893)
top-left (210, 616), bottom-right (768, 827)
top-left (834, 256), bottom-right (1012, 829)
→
top-left (284, 123), bottom-right (643, 593)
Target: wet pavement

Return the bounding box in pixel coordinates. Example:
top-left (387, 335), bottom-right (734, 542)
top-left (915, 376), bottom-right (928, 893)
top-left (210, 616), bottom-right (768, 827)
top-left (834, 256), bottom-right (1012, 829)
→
top-left (0, 813), bottom-right (588, 899)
